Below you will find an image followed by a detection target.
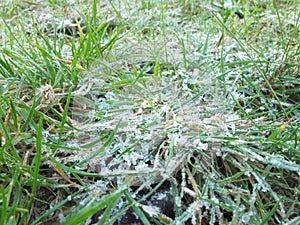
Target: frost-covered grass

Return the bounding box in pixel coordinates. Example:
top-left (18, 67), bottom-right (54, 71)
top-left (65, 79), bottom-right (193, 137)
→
top-left (0, 0), bottom-right (299, 224)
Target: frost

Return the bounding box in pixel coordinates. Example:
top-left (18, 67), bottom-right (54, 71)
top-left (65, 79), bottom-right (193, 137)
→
top-left (198, 142), bottom-right (208, 151)
top-left (241, 211), bottom-right (253, 223)
top-left (211, 196), bottom-right (219, 204)
top-left (175, 196), bottom-right (182, 207)
top-left (215, 149), bottom-right (222, 156)
top-left (184, 187), bottom-right (196, 197)
top-left (152, 191), bottom-right (169, 201)
top-left (58, 213), bottom-right (65, 223)
top-left (285, 216), bottom-right (300, 225)
top-left (263, 154), bottom-right (300, 171)
top-left (58, 2), bottom-right (279, 223)
top-left (122, 152), bottom-right (144, 166)
top-left (96, 99), bottom-right (111, 111)
top-left (105, 91), bottom-right (116, 100)
top-left (89, 180), bottom-right (109, 194)
top-left (66, 140), bottom-right (79, 149)
top-left (245, 170), bottom-right (252, 177)
top-left (245, 108), bottom-right (252, 113)
top-left (135, 163), bottom-right (148, 170)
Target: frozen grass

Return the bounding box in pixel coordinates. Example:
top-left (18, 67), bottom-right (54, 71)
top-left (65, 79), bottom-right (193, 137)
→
top-left (0, 0), bottom-right (299, 224)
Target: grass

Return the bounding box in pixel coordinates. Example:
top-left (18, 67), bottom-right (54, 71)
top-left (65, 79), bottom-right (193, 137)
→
top-left (0, 0), bottom-right (299, 224)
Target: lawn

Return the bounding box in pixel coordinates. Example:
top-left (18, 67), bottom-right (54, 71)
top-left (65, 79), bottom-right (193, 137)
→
top-left (0, 0), bottom-right (299, 224)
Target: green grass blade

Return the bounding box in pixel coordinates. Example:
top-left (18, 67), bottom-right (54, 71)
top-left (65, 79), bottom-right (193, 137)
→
top-left (60, 188), bottom-right (126, 225)
top-left (124, 190), bottom-right (151, 225)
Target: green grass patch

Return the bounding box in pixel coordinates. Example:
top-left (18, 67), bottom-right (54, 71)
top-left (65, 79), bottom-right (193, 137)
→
top-left (0, 0), bottom-right (299, 224)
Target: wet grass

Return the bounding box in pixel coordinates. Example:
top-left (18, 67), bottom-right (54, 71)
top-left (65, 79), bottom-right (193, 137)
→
top-left (0, 0), bottom-right (299, 224)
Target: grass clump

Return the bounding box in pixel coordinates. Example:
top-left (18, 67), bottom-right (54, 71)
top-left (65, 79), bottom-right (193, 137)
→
top-left (0, 0), bottom-right (299, 225)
